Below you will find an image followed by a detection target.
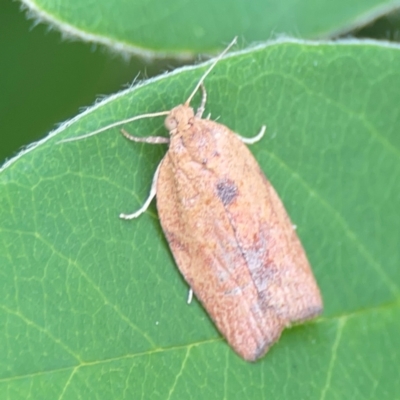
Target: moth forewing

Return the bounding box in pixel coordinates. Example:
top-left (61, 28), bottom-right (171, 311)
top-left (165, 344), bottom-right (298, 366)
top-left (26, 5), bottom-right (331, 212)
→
top-left (156, 117), bottom-right (322, 361)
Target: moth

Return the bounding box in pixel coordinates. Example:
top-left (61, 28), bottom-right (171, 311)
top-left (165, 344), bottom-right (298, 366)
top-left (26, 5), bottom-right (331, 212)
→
top-left (64, 38), bottom-right (323, 361)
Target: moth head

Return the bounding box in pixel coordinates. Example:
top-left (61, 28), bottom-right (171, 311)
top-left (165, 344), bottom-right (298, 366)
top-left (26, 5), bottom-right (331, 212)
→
top-left (164, 105), bottom-right (195, 134)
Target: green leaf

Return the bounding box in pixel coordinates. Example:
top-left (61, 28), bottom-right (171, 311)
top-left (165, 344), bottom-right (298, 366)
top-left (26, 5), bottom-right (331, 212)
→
top-left (1, 39), bottom-right (399, 398)
top-left (21, 0), bottom-right (400, 57)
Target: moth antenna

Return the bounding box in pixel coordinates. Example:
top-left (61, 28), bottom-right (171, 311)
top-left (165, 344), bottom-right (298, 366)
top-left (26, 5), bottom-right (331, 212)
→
top-left (184, 37), bottom-right (238, 106)
top-left (58, 110), bottom-right (170, 144)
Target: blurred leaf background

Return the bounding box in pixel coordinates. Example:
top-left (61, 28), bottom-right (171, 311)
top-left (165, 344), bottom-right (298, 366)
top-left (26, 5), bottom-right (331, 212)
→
top-left (2, 0), bottom-right (400, 164)
top-left (1, 0), bottom-right (177, 164)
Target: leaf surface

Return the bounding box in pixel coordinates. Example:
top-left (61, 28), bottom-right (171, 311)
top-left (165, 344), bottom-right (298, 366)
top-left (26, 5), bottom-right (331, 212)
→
top-left (21, 0), bottom-right (400, 56)
top-left (1, 39), bottom-right (399, 399)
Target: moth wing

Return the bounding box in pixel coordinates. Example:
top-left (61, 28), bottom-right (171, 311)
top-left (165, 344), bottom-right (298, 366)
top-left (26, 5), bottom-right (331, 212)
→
top-left (156, 120), bottom-right (322, 361)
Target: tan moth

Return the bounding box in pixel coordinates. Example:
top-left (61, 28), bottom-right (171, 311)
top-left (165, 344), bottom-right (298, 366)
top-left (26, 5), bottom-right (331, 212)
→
top-left (64, 38), bottom-right (323, 361)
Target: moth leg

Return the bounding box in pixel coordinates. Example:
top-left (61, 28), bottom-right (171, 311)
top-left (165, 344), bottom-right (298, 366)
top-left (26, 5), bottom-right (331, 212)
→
top-left (206, 113), bottom-right (211, 120)
top-left (121, 128), bottom-right (169, 144)
top-left (237, 125), bottom-right (266, 145)
top-left (195, 83), bottom-right (207, 118)
top-left (187, 288), bottom-right (193, 304)
top-left (119, 160), bottom-right (162, 220)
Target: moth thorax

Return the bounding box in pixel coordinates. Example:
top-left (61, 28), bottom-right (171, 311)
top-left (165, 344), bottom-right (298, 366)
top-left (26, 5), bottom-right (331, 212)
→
top-left (164, 104), bottom-right (195, 134)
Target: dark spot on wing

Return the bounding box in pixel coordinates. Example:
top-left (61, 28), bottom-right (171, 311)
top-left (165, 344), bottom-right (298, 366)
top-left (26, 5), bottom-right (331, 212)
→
top-left (216, 179), bottom-right (238, 206)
